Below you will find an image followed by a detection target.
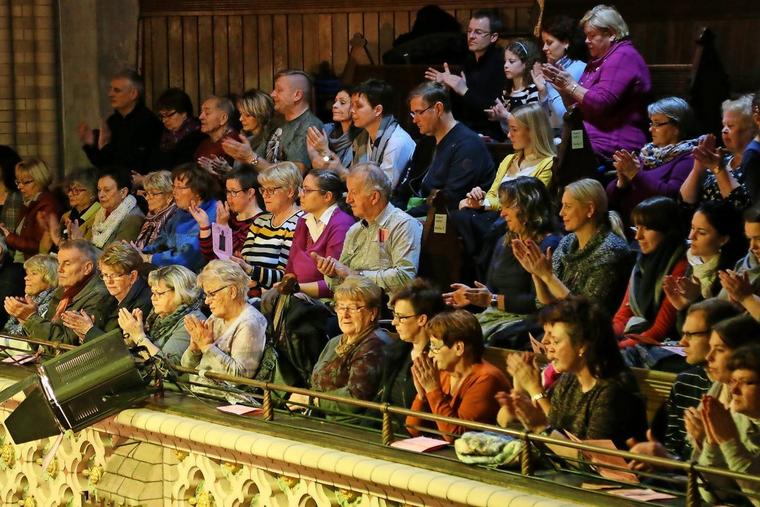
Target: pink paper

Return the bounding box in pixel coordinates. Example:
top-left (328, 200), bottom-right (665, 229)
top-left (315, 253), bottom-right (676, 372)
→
top-left (581, 439), bottom-right (639, 484)
top-left (216, 404), bottom-right (263, 416)
top-left (2, 353), bottom-right (35, 365)
top-left (211, 223), bottom-right (233, 260)
top-left (609, 488), bottom-right (676, 501)
top-left (390, 436), bottom-right (449, 453)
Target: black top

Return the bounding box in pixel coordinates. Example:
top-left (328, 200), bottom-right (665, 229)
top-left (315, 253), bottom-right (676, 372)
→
top-left (457, 45), bottom-right (507, 141)
top-left (84, 276), bottom-right (153, 342)
top-left (0, 254), bottom-right (24, 328)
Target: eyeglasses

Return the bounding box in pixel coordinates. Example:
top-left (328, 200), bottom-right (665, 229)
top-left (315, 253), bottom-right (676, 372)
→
top-left (392, 312), bottom-right (419, 322)
top-left (159, 110), bottom-right (178, 121)
top-left (101, 271), bottom-right (129, 282)
top-left (151, 288), bottom-right (174, 298)
top-left (409, 105), bottom-right (434, 119)
top-left (649, 120), bottom-right (675, 128)
top-left (259, 186), bottom-right (282, 196)
top-left (466, 29), bottom-right (492, 37)
top-left (145, 190), bottom-right (171, 198)
top-left (428, 341), bottom-right (447, 354)
top-left (335, 304), bottom-right (366, 314)
top-left (15, 179), bottom-right (34, 187)
top-left (67, 186), bottom-right (87, 195)
top-left (300, 187), bottom-right (324, 195)
top-left (730, 378), bottom-right (760, 388)
top-left (226, 188), bottom-right (248, 197)
top-left (204, 285), bottom-right (232, 300)
top-left (681, 330), bottom-right (710, 339)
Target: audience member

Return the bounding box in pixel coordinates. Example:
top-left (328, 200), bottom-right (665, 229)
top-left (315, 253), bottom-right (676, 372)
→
top-left (154, 87), bottom-right (205, 171)
top-left (284, 171), bottom-right (353, 298)
top-left (542, 4), bottom-right (651, 160)
top-left (406, 309), bottom-right (509, 442)
top-left (424, 9), bottom-right (507, 140)
top-left (146, 163), bottom-right (218, 271)
top-left (680, 95), bottom-right (757, 210)
top-left (118, 264), bottom-right (204, 362)
top-left (608, 97), bottom-right (697, 231)
top-left (134, 170), bottom-right (177, 250)
top-left (313, 163), bottom-right (422, 298)
top-left (720, 205), bottom-right (760, 318)
top-left (221, 88), bottom-right (276, 168)
top-left (0, 236), bottom-right (24, 328)
top-left (40, 170), bottom-right (100, 251)
top-left (306, 86), bottom-right (359, 169)
top-left (236, 162), bottom-right (303, 290)
top-left (79, 70), bottom-right (162, 175)
top-left (0, 145), bottom-right (22, 232)
top-left (6, 239), bottom-right (115, 345)
top-left (195, 95), bottom-right (239, 174)
top-left (181, 259), bottom-right (268, 396)
top-left (1, 253), bottom-right (57, 341)
top-left (90, 170), bottom-right (145, 248)
top-left (0, 158), bottom-right (61, 261)
top-left (514, 178), bottom-right (632, 315)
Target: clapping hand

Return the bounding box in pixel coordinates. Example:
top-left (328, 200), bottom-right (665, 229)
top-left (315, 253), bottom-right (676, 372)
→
top-left (512, 239), bottom-right (553, 280)
top-left (541, 62), bottom-right (574, 92)
top-left (684, 406), bottom-right (706, 447)
top-left (459, 186), bottom-right (485, 209)
top-left (310, 252), bottom-right (351, 279)
top-left (117, 307), bottom-right (145, 345)
top-left (719, 269), bottom-right (754, 305)
top-left (692, 134), bottom-right (722, 172)
top-left (702, 395), bottom-right (739, 445)
top-left (221, 134), bottom-right (256, 164)
top-left (184, 314), bottom-right (215, 352)
top-left (197, 155), bottom-right (231, 177)
top-left (424, 62), bottom-right (468, 96)
top-left (216, 200), bottom-right (231, 227)
top-left (530, 62), bottom-right (546, 93)
top-left (663, 275), bottom-right (701, 311)
top-left (612, 149), bottom-right (640, 185)
top-left (60, 310), bottom-right (95, 342)
top-left (4, 296), bottom-right (37, 321)
top-left (442, 282), bottom-right (491, 308)
top-left (188, 202), bottom-right (210, 229)
top-left (484, 97), bottom-right (510, 123)
top-left (626, 429), bottom-right (674, 471)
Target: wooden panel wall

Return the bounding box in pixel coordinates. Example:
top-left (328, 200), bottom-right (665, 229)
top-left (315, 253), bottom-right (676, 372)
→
top-left (138, 0), bottom-right (537, 109)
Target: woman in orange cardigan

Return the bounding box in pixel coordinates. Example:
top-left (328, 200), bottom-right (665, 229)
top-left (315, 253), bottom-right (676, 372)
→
top-left (0, 158), bottom-right (60, 261)
top-left (407, 309), bottom-right (509, 442)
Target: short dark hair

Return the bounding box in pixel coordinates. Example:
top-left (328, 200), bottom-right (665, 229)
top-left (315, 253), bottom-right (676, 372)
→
top-left (630, 196), bottom-right (683, 235)
top-left (390, 278), bottom-right (446, 318)
top-left (541, 15), bottom-right (588, 61)
top-left (155, 87), bottom-right (194, 116)
top-left (729, 345), bottom-right (760, 377)
top-left (687, 298), bottom-right (742, 329)
top-left (172, 163), bottom-right (219, 200)
top-left (712, 314), bottom-right (760, 350)
top-left (408, 81), bottom-right (451, 112)
top-left (696, 200), bottom-right (748, 274)
top-left (428, 309), bottom-right (485, 362)
top-left (744, 204), bottom-right (760, 224)
top-left (308, 170), bottom-right (346, 205)
top-left (224, 167), bottom-right (258, 191)
top-left (471, 8), bottom-right (503, 37)
top-left (97, 168), bottom-right (132, 193)
top-left (352, 79), bottom-right (394, 114)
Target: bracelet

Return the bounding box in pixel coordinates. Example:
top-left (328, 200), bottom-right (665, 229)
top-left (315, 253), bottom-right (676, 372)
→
top-left (531, 391), bottom-right (548, 402)
top-left (248, 152), bottom-right (259, 166)
top-left (569, 83), bottom-right (578, 95)
top-left (200, 225), bottom-right (211, 231)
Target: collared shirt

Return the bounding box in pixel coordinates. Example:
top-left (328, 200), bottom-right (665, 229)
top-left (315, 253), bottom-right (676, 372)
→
top-left (329, 203), bottom-right (422, 296)
top-left (305, 203), bottom-right (338, 243)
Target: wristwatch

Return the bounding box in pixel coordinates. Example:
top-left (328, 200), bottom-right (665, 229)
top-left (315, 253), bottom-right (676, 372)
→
top-left (531, 391), bottom-right (548, 402)
top-left (490, 294), bottom-right (499, 308)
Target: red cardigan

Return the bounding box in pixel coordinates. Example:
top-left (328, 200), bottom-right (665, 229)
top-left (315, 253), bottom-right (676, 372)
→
top-left (406, 360), bottom-right (510, 442)
top-left (614, 257), bottom-right (688, 347)
top-left (5, 191), bottom-right (61, 259)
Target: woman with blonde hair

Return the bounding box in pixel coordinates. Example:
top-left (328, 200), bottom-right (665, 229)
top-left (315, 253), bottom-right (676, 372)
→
top-left (39, 169), bottom-right (101, 252)
top-left (134, 170), bottom-right (176, 249)
top-left (221, 88), bottom-right (275, 167)
top-left (513, 178), bottom-right (633, 314)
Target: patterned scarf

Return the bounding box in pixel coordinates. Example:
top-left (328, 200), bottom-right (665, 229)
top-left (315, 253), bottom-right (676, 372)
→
top-left (134, 202), bottom-right (177, 249)
top-left (52, 272), bottom-right (94, 322)
top-left (91, 194), bottom-right (138, 248)
top-left (638, 138), bottom-right (698, 168)
top-left (145, 297), bottom-right (202, 358)
top-left (160, 117), bottom-right (201, 151)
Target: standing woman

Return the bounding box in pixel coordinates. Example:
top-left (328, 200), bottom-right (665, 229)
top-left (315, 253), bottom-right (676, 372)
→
top-left (307, 86), bottom-right (360, 169)
top-left (0, 145), bottom-right (22, 232)
top-left (90, 170), bottom-right (145, 248)
top-left (0, 158), bottom-right (61, 261)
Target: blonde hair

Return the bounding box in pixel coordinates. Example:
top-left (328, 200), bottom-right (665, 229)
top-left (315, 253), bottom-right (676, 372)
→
top-left (257, 162), bottom-right (303, 195)
top-left (238, 89), bottom-right (274, 128)
top-left (722, 94), bottom-right (757, 136)
top-left (148, 264), bottom-right (199, 307)
top-left (23, 254), bottom-right (58, 288)
top-left (511, 103), bottom-right (557, 159)
top-left (15, 158), bottom-right (53, 189)
top-left (565, 178), bottom-right (625, 238)
top-left (99, 241), bottom-right (143, 274)
top-left (334, 276), bottom-right (383, 310)
top-left (580, 4), bottom-right (629, 39)
top-left (197, 259), bottom-right (249, 303)
top-left (143, 170), bottom-right (174, 194)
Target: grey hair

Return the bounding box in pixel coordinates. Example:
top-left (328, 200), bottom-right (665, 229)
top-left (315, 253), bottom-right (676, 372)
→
top-left (23, 254), bottom-right (58, 288)
top-left (347, 162), bottom-right (391, 200)
top-left (143, 170), bottom-right (174, 194)
top-left (722, 94), bottom-right (757, 134)
top-left (580, 4), bottom-right (630, 39)
top-left (148, 265), bottom-right (199, 307)
top-left (58, 239), bottom-right (101, 266)
top-left (112, 69), bottom-right (145, 100)
top-left (197, 259), bottom-right (249, 304)
top-left (257, 161), bottom-right (303, 196)
top-left (647, 96), bottom-right (696, 140)
top-left (334, 275), bottom-right (383, 310)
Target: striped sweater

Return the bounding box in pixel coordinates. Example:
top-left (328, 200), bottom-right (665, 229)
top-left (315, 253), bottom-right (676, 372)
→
top-left (240, 210), bottom-right (303, 289)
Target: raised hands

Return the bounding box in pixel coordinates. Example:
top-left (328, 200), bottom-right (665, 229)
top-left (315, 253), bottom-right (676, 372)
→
top-left (442, 281), bottom-right (491, 308)
top-left (188, 201), bottom-right (210, 229)
top-left (197, 155), bottom-right (231, 177)
top-left (512, 238), bottom-right (553, 280)
top-left (4, 296), bottom-right (38, 322)
top-left (484, 97), bottom-right (510, 123)
top-left (701, 395), bottom-right (739, 445)
top-left (663, 275), bottom-right (702, 311)
top-left (612, 149), bottom-right (640, 186)
top-left (60, 309), bottom-right (95, 341)
top-left (424, 62), bottom-right (468, 96)
top-left (216, 200), bottom-right (231, 227)
top-left (184, 314), bottom-right (215, 352)
top-left (719, 269), bottom-right (754, 305)
top-left (222, 133), bottom-right (256, 164)
top-left (117, 307), bottom-right (145, 344)
top-left (411, 353), bottom-right (440, 394)
top-left (692, 134), bottom-right (722, 172)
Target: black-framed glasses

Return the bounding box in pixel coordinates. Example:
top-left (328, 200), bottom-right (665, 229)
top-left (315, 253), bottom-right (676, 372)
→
top-left (335, 304), bottom-right (366, 313)
top-left (259, 186), bottom-right (282, 196)
top-left (151, 287), bottom-right (174, 298)
top-left (681, 330), bottom-right (710, 339)
top-left (204, 285), bottom-right (232, 299)
top-left (409, 105), bottom-right (434, 119)
top-left (300, 187), bottom-right (324, 195)
top-left (392, 312), bottom-right (420, 322)
top-left (649, 120), bottom-right (675, 128)
top-left (226, 188), bottom-right (248, 197)
top-left (466, 29), bottom-right (492, 37)
top-left (15, 179), bottom-right (34, 187)
top-left (159, 110), bottom-right (178, 121)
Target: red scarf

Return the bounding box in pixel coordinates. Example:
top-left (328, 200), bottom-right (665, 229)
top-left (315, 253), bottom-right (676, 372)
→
top-left (51, 272), bottom-right (94, 322)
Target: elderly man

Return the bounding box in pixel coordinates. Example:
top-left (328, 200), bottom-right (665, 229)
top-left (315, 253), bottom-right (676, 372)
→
top-left (312, 163), bottom-right (422, 297)
top-left (407, 81), bottom-right (494, 215)
top-left (4, 239), bottom-right (115, 345)
top-left (79, 69), bottom-right (162, 175)
top-left (424, 9), bottom-right (506, 140)
top-left (226, 70), bottom-right (322, 175)
top-left (194, 95), bottom-right (239, 173)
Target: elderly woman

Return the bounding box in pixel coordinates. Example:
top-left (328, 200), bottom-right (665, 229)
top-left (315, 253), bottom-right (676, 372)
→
top-left (680, 95), bottom-right (758, 210)
top-left (117, 264), bottom-right (204, 362)
top-left (145, 163), bottom-right (218, 272)
top-left (42, 170), bottom-right (101, 251)
top-left (1, 254), bottom-right (58, 343)
top-left (406, 309), bottom-right (509, 442)
top-left (60, 241), bottom-right (152, 343)
top-left (180, 259), bottom-right (268, 396)
top-left (608, 97), bottom-right (697, 230)
top-left (295, 276), bottom-right (389, 421)
top-left (284, 170), bottom-right (353, 298)
top-left (0, 158), bottom-right (61, 261)
top-left (220, 88), bottom-right (275, 167)
top-left (514, 178), bottom-right (632, 315)
top-left (196, 168), bottom-right (263, 260)
top-left (542, 4), bottom-right (651, 160)
top-left (0, 145), bottom-right (22, 232)
top-left (237, 162), bottom-right (303, 290)
top-left (90, 170), bottom-right (145, 248)
top-left (502, 296), bottom-right (647, 449)
top-left (448, 177), bottom-right (561, 346)
top-left (154, 87), bottom-right (205, 171)
top-left (134, 170), bottom-right (176, 250)
top-left (307, 86), bottom-right (359, 169)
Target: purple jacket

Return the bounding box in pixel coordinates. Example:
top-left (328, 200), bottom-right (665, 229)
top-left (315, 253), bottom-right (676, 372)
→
top-left (578, 40), bottom-right (651, 159)
top-left (607, 151), bottom-right (694, 227)
top-left (285, 207), bottom-right (355, 298)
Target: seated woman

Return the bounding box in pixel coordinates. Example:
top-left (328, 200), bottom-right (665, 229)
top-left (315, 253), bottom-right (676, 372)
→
top-left (697, 344), bottom-right (760, 505)
top-left (40, 170), bottom-right (100, 252)
top-left (284, 170), bottom-right (354, 298)
top-left (664, 200), bottom-right (746, 311)
top-left (117, 264), bottom-right (205, 362)
top-left (221, 88), bottom-right (275, 167)
top-left (60, 241), bottom-right (152, 343)
top-left (514, 178), bottom-right (632, 315)
top-left (607, 97), bottom-right (697, 232)
top-left (504, 296), bottom-right (647, 449)
top-left (181, 259), bottom-right (268, 398)
top-left (613, 197), bottom-right (688, 350)
top-left (195, 167), bottom-right (263, 260)
top-left (680, 95), bottom-right (757, 210)
top-left (237, 162), bottom-right (303, 290)
top-left (307, 86), bottom-right (359, 168)
top-left (134, 170), bottom-right (176, 250)
top-left (0, 145), bottom-right (22, 232)
top-left (154, 87), bottom-right (205, 171)
top-left (0, 158), bottom-right (61, 261)
top-left (143, 163), bottom-right (218, 272)
top-left (90, 170), bottom-right (145, 248)
top-left (1, 254), bottom-right (58, 346)
top-left (719, 205), bottom-right (760, 319)
top-left (406, 309), bottom-right (509, 442)
top-left (303, 276), bottom-right (390, 422)
top-left (446, 176), bottom-right (561, 347)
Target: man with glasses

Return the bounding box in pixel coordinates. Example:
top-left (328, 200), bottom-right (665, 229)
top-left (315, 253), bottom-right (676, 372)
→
top-left (424, 9), bottom-right (507, 141)
top-left (406, 81), bottom-right (494, 216)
